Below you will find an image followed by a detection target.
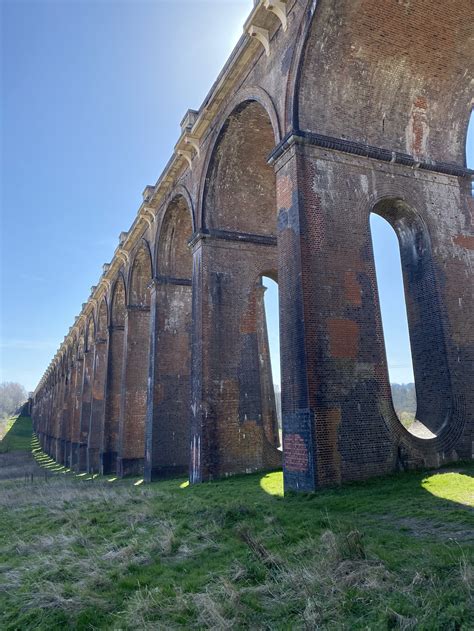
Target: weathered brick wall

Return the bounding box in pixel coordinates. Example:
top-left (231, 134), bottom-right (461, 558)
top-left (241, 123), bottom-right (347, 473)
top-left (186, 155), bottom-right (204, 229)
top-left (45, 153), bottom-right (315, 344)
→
top-left (70, 335), bottom-right (85, 470)
top-left (274, 139), bottom-right (473, 489)
top-left (117, 245), bottom-right (152, 477)
top-left (190, 237), bottom-right (282, 481)
top-left (87, 298), bottom-right (108, 472)
top-left (31, 0), bottom-right (473, 492)
top-left (79, 318), bottom-right (95, 470)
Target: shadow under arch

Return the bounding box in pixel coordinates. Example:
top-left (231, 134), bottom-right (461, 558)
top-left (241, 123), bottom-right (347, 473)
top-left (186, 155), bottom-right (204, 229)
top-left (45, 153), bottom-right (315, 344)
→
top-left (198, 91), bottom-right (281, 231)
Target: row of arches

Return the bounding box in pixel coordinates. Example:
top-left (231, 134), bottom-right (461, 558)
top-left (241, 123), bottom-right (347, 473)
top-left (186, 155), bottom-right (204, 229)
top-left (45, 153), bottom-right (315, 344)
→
top-left (31, 91), bottom-right (473, 488)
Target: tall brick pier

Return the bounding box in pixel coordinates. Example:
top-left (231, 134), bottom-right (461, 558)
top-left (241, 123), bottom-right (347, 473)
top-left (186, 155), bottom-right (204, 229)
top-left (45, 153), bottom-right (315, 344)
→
top-left (32, 0), bottom-right (474, 492)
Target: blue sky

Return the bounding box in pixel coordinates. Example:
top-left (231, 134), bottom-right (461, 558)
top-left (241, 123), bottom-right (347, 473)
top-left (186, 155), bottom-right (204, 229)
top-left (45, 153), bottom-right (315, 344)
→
top-left (1, 0), bottom-right (473, 392)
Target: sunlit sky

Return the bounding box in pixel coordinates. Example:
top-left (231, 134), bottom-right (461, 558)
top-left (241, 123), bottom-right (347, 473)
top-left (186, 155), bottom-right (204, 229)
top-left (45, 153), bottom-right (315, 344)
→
top-left (1, 0), bottom-right (473, 392)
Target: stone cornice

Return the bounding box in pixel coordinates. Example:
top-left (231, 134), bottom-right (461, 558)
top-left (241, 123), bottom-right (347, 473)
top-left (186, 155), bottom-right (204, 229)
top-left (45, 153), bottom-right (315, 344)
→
top-left (189, 228), bottom-right (278, 249)
top-left (269, 130), bottom-right (474, 179)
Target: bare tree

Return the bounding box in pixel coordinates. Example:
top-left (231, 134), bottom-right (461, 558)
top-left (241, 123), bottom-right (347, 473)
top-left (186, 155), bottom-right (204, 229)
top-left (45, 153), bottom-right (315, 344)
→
top-left (0, 382), bottom-right (28, 419)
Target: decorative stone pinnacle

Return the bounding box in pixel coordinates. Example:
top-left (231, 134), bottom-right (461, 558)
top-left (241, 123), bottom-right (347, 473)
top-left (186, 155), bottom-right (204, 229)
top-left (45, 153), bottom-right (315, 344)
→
top-left (180, 109), bottom-right (199, 134)
top-left (142, 185), bottom-right (155, 202)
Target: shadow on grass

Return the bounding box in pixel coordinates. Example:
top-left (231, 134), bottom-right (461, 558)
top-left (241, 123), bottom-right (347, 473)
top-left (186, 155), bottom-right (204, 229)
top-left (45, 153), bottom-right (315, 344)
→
top-left (0, 415), bottom-right (33, 453)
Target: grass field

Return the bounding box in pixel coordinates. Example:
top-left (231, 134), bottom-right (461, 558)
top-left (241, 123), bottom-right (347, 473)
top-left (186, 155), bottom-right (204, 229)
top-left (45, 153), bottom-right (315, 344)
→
top-left (0, 415), bottom-right (33, 452)
top-left (1, 416), bottom-right (473, 630)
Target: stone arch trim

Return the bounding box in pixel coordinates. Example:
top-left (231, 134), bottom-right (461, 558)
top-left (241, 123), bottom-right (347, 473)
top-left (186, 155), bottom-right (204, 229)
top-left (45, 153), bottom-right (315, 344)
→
top-left (197, 86), bottom-right (282, 230)
top-left (283, 0), bottom-right (316, 133)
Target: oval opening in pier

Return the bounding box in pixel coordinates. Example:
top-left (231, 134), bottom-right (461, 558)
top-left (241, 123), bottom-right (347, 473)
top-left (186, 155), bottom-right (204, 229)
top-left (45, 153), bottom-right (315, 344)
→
top-left (262, 275), bottom-right (281, 448)
top-left (370, 213), bottom-right (435, 439)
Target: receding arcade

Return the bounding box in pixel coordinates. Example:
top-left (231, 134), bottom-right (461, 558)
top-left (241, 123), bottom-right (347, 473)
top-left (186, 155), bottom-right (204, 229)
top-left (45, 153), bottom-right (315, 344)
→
top-left (32, 0), bottom-right (474, 492)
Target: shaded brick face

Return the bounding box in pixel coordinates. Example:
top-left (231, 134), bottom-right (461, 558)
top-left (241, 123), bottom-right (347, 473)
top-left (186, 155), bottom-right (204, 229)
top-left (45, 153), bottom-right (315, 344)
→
top-left (189, 99), bottom-right (282, 481)
top-left (204, 101), bottom-right (277, 236)
top-left (102, 279), bottom-right (126, 473)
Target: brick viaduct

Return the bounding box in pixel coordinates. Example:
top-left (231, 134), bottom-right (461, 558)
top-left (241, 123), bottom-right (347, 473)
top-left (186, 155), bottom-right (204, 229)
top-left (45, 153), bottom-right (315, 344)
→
top-left (31, 0), bottom-right (474, 492)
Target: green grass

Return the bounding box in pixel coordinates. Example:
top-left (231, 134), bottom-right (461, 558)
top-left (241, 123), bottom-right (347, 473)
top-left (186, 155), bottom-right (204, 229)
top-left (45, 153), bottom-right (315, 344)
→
top-left (0, 429), bottom-right (473, 630)
top-left (0, 415), bottom-right (34, 453)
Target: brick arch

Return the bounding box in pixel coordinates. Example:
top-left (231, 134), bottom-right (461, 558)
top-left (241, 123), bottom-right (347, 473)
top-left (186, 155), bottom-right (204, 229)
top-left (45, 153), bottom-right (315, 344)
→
top-left (198, 89), bottom-right (280, 231)
top-left (202, 99), bottom-right (277, 234)
top-left (96, 297), bottom-right (108, 338)
top-left (111, 274), bottom-right (126, 327)
top-left (145, 192), bottom-right (194, 481)
top-left (128, 241), bottom-right (153, 307)
top-left (156, 195), bottom-right (193, 279)
top-left (294, 0), bottom-right (474, 165)
top-left (102, 274), bottom-right (126, 475)
top-left (85, 314), bottom-right (96, 352)
top-left (77, 326), bottom-right (85, 358)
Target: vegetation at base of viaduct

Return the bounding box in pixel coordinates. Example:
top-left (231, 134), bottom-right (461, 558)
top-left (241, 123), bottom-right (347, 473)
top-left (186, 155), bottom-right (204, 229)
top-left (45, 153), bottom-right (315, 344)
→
top-left (1, 416), bottom-right (473, 630)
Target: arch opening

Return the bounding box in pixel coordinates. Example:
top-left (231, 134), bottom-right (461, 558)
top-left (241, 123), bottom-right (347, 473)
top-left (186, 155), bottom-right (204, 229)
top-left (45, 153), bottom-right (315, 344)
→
top-left (261, 275), bottom-right (282, 449)
top-left (467, 108), bottom-right (474, 190)
top-left (129, 245), bottom-right (152, 308)
top-left (97, 299), bottom-right (108, 338)
top-left (370, 199), bottom-right (451, 439)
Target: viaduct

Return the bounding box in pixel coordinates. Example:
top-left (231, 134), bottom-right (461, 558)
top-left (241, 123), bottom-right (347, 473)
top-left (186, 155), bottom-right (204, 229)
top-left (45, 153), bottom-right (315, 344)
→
top-left (31, 0), bottom-right (474, 492)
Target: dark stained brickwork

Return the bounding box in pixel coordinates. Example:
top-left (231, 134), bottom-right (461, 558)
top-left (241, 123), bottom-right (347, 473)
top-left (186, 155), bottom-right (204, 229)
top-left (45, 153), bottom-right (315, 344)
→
top-left (32, 0), bottom-right (473, 492)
